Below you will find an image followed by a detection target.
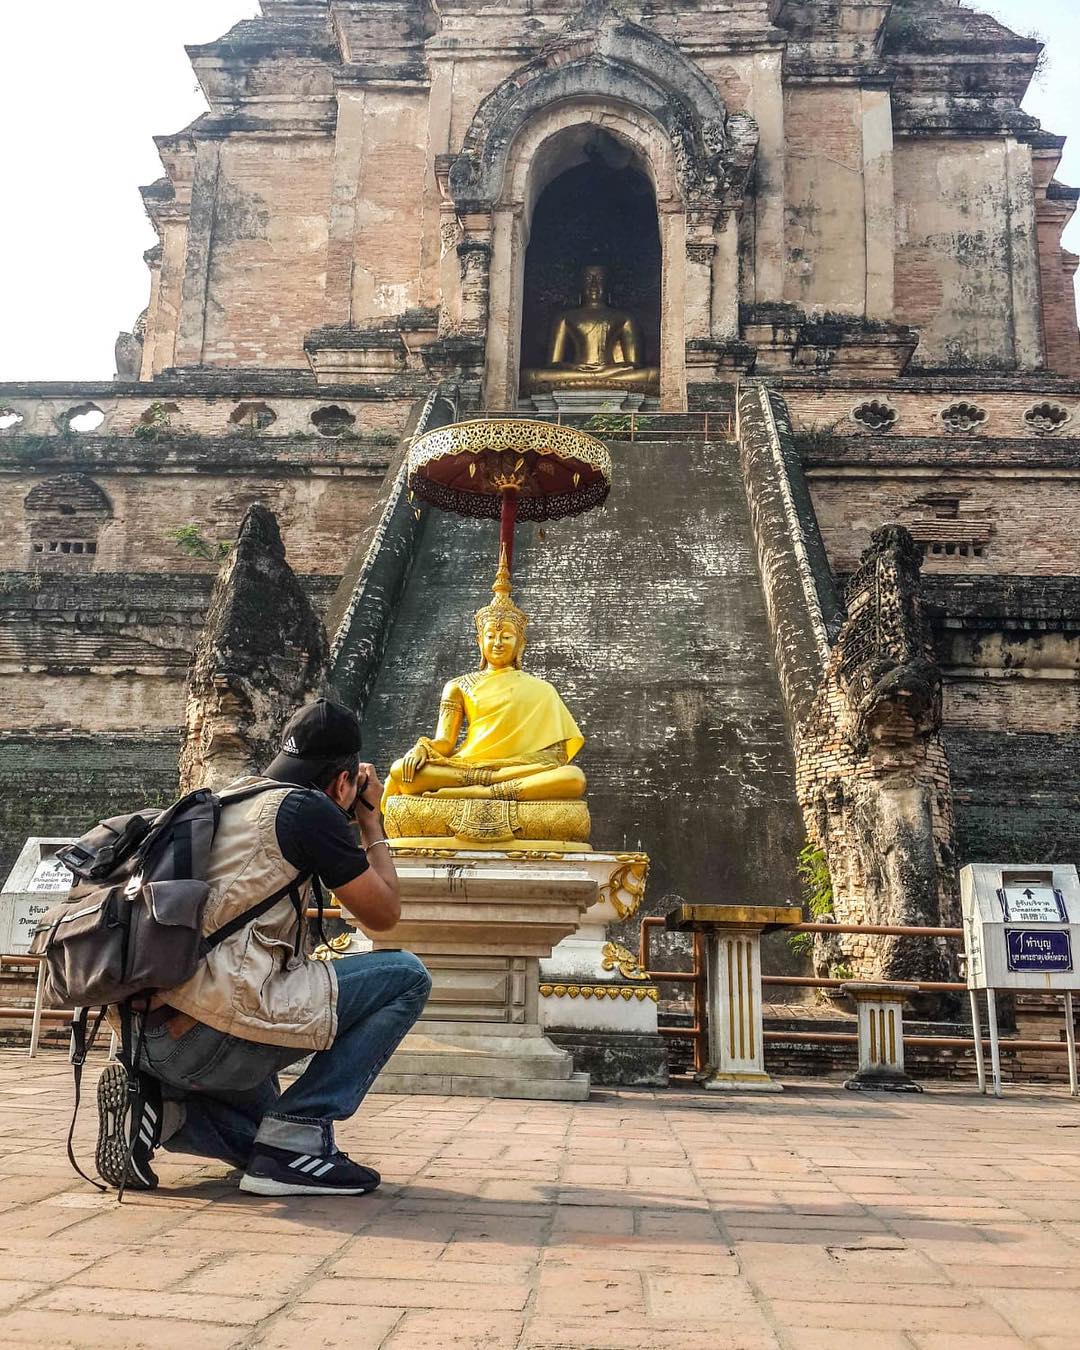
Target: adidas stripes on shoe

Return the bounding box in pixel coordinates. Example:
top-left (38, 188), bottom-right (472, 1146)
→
top-left (239, 1143), bottom-right (380, 1196)
top-left (95, 1061), bottom-right (161, 1192)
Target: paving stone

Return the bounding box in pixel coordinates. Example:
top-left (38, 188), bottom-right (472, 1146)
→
top-left (3, 1056), bottom-right (1080, 1347)
top-left (29, 1286), bottom-right (286, 1326)
top-left (299, 1275), bottom-right (531, 1311)
top-left (535, 1266), bottom-right (645, 1318)
top-left (383, 1310), bottom-right (525, 1348)
top-left (251, 1306), bottom-right (404, 1349)
top-left (0, 1309), bottom-right (245, 1348)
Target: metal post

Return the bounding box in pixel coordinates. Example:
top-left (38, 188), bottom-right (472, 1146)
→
top-left (969, 988), bottom-right (986, 1094)
top-left (1065, 991), bottom-right (1078, 1097)
top-left (986, 986), bottom-right (1003, 1097)
top-left (27, 958), bottom-right (46, 1060)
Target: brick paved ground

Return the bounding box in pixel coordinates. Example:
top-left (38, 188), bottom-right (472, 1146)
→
top-left (0, 1052), bottom-right (1078, 1348)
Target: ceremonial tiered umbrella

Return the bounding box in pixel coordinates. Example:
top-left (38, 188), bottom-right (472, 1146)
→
top-left (407, 418), bottom-right (612, 571)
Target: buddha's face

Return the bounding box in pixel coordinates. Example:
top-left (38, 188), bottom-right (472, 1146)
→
top-left (480, 618), bottom-right (521, 670)
top-left (581, 267), bottom-right (607, 306)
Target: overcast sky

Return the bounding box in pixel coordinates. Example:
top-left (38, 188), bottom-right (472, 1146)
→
top-left (0, 0), bottom-right (1076, 382)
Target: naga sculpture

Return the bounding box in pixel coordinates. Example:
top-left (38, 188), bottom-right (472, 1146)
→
top-left (800, 525), bottom-right (959, 985)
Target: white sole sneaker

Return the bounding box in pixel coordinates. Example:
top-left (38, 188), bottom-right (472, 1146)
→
top-left (238, 1173), bottom-right (378, 1197)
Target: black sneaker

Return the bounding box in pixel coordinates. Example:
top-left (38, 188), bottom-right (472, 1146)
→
top-left (95, 1061), bottom-right (161, 1192)
top-left (239, 1144), bottom-right (380, 1196)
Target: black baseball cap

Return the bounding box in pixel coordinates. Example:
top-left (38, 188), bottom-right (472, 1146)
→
top-left (265, 698), bottom-right (363, 783)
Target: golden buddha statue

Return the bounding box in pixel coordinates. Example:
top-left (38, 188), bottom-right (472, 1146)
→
top-left (382, 553), bottom-right (591, 851)
top-left (520, 264), bottom-right (660, 396)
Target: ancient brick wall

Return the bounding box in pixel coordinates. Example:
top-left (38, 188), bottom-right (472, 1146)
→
top-left (807, 473), bottom-right (1080, 577)
top-left (783, 86), bottom-right (866, 315)
top-left (893, 139), bottom-right (1039, 370)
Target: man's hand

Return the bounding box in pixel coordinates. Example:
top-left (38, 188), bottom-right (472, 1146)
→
top-left (401, 741), bottom-right (429, 784)
top-left (356, 762), bottom-right (384, 817)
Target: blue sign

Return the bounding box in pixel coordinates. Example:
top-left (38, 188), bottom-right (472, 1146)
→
top-left (1006, 929), bottom-right (1072, 974)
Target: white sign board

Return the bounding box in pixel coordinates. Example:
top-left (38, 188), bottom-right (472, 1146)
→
top-left (1, 838), bottom-right (75, 955)
top-left (963, 865), bottom-right (1080, 992)
top-left (6, 898), bottom-right (56, 954)
top-left (999, 885), bottom-right (1067, 924)
top-left (28, 857), bottom-right (75, 895)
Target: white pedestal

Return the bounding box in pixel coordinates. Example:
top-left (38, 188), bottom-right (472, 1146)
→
top-left (538, 853), bottom-right (657, 1036)
top-left (841, 981), bottom-right (922, 1092)
top-left (702, 928), bottom-right (781, 1091)
top-left (528, 390), bottom-right (645, 415)
top-left (667, 904), bottom-right (802, 1092)
top-left (356, 852), bottom-right (599, 1100)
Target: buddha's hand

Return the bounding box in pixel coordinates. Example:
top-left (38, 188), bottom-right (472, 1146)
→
top-left (401, 741), bottom-right (430, 783)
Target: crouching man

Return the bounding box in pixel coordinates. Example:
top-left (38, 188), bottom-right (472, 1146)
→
top-left (96, 698), bottom-right (431, 1197)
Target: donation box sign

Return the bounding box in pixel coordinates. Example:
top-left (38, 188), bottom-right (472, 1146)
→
top-left (1006, 929), bottom-right (1073, 974)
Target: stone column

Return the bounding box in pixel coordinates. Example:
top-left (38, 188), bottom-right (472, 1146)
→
top-left (1005, 137), bottom-right (1047, 370)
top-left (174, 142), bottom-right (222, 367)
top-left (667, 904), bottom-right (802, 1091)
top-left (325, 89), bottom-right (367, 327)
top-left (840, 982), bottom-right (922, 1092)
top-left (861, 87), bottom-right (895, 321)
top-left (658, 207), bottom-right (687, 409)
top-left (458, 217), bottom-right (493, 337)
top-left (750, 48), bottom-right (785, 305)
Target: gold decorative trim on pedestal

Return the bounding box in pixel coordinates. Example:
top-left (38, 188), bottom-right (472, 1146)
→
top-left (601, 940), bottom-right (649, 981)
top-left (539, 983), bottom-right (659, 1003)
top-left (385, 795), bottom-right (591, 847)
top-left (599, 853), bottom-right (650, 919)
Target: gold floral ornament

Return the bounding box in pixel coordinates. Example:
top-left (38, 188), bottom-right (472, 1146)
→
top-left (599, 854), bottom-right (650, 920)
top-left (539, 983), bottom-right (659, 1003)
top-left (407, 419), bottom-right (612, 522)
top-left (601, 940), bottom-right (649, 981)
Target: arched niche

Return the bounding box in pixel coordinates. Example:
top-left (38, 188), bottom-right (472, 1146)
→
top-left (520, 141), bottom-right (662, 377)
top-left (445, 18), bottom-right (758, 410)
top-left (487, 105), bottom-right (687, 410)
top-left (25, 473), bottom-right (112, 568)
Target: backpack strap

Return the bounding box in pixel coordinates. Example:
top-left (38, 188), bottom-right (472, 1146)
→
top-left (311, 876), bottom-right (331, 951)
top-left (67, 1007), bottom-right (108, 1193)
top-left (204, 874), bottom-right (311, 951)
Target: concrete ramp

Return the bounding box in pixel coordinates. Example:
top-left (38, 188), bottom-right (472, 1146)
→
top-left (358, 431), bottom-right (805, 937)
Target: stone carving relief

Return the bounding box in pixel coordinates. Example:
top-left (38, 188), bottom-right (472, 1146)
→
top-left (939, 401), bottom-right (988, 434)
top-left (447, 11), bottom-right (758, 221)
top-left (851, 400), bottom-right (898, 432)
top-left (799, 526), bottom-right (959, 986)
top-left (1024, 401), bottom-right (1072, 434)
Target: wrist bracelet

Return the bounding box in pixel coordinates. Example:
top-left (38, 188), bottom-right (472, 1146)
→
top-left (365, 838), bottom-right (391, 852)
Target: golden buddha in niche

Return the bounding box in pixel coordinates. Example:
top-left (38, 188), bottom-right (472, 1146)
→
top-left (520, 264), bottom-right (660, 396)
top-left (382, 553), bottom-right (591, 848)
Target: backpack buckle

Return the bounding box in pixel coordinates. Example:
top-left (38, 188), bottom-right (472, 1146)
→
top-left (124, 873), bottom-right (143, 899)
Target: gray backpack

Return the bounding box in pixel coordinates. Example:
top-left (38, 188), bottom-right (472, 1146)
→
top-left (30, 783), bottom-right (325, 1193)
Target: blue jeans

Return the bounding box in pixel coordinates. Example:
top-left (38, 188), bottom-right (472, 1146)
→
top-left (139, 950), bottom-right (431, 1166)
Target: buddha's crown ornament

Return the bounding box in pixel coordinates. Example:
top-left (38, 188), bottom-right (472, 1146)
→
top-left (475, 546), bottom-right (528, 665)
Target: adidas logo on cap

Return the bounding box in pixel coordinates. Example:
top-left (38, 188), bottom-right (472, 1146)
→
top-left (283, 737), bottom-right (300, 754)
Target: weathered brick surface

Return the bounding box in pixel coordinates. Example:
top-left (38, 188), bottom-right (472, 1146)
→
top-left (807, 474), bottom-right (1080, 577)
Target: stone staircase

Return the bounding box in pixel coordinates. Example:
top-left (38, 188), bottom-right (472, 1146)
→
top-left (358, 429), bottom-right (805, 945)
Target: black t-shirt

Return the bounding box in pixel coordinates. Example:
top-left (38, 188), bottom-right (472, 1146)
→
top-left (271, 786), bottom-right (370, 890)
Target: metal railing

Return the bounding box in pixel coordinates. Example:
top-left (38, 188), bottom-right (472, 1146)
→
top-left (639, 917), bottom-right (708, 1073)
top-left (497, 409), bottom-right (735, 442)
top-left (639, 915), bottom-right (1079, 1083)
